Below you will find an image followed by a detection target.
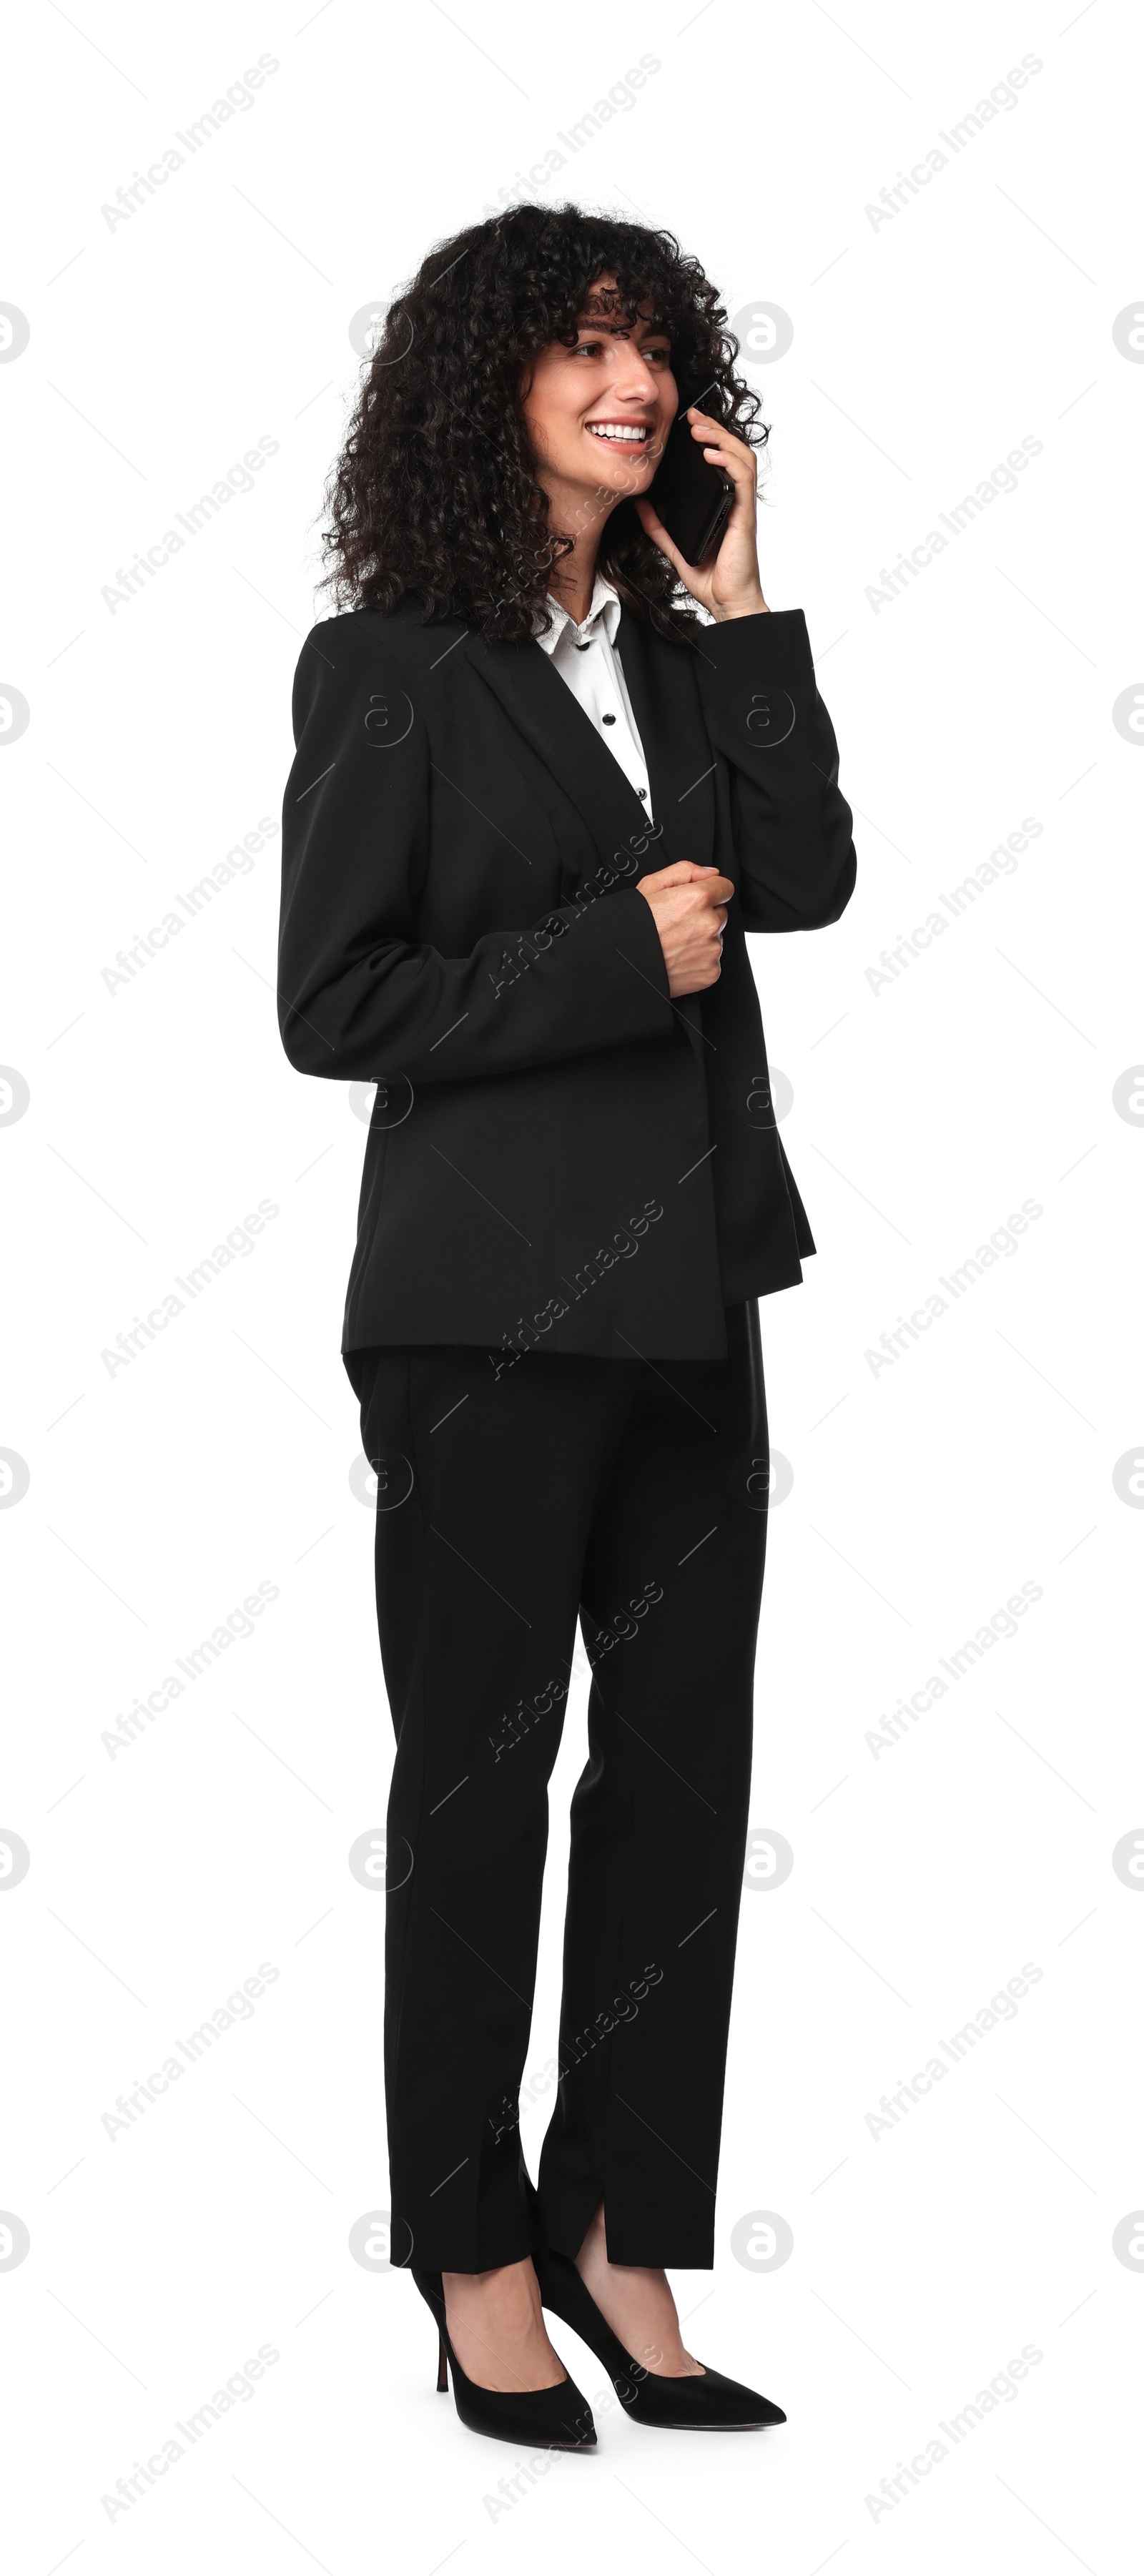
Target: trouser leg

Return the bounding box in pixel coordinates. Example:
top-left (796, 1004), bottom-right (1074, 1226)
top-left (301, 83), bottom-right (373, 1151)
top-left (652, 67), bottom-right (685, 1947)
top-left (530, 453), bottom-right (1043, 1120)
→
top-left (350, 1339), bottom-right (632, 2274)
top-left (537, 1301), bottom-right (768, 2267)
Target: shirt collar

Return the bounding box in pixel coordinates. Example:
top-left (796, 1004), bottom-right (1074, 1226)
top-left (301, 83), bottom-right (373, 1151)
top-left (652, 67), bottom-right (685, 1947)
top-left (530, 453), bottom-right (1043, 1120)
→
top-left (533, 571), bottom-right (622, 655)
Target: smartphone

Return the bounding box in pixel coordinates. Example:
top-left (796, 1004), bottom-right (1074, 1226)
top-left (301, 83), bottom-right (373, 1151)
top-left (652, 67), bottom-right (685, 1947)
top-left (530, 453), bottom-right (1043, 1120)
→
top-left (646, 403), bottom-right (735, 565)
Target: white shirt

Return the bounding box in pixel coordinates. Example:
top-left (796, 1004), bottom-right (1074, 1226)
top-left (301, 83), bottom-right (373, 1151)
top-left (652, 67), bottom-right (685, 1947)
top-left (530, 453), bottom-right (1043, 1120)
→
top-left (533, 571), bottom-right (654, 821)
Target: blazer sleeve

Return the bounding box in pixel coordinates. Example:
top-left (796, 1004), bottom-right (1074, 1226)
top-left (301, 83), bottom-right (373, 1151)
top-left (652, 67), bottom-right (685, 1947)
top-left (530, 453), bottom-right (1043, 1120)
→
top-left (277, 623), bottom-right (674, 1085)
top-left (693, 608), bottom-right (857, 933)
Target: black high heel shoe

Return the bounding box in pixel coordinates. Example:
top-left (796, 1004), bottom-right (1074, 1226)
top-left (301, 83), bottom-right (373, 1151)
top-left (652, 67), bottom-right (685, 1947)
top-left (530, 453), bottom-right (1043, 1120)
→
top-left (534, 2244), bottom-right (786, 2432)
top-left (411, 2265), bottom-right (596, 2450)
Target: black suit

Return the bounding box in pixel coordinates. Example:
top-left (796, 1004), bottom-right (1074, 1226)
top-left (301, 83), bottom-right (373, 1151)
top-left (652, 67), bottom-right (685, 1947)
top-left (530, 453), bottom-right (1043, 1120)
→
top-left (278, 601), bottom-right (855, 1363)
top-left (279, 596), bottom-right (854, 2270)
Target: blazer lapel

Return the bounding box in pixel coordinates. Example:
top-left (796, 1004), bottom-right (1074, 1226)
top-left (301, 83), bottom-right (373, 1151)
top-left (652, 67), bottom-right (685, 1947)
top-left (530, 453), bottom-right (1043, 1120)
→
top-left (614, 613), bottom-right (718, 1069)
top-left (613, 611), bottom-right (715, 879)
top-left (465, 611), bottom-right (718, 1070)
top-left (463, 626), bottom-right (648, 887)
top-left (464, 610), bottom-right (715, 888)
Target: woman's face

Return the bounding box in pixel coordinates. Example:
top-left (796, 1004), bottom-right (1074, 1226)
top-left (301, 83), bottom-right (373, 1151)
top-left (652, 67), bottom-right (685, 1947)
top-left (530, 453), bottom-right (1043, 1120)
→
top-left (519, 274), bottom-right (679, 532)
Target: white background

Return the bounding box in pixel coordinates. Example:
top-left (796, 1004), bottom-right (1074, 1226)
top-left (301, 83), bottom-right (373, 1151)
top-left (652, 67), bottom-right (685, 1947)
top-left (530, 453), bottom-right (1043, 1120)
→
top-left (2, 2), bottom-right (1142, 2568)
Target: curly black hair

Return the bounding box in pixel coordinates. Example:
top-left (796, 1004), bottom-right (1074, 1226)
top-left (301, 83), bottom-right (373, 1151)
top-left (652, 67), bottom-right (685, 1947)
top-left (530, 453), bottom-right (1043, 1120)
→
top-left (320, 202), bottom-right (767, 645)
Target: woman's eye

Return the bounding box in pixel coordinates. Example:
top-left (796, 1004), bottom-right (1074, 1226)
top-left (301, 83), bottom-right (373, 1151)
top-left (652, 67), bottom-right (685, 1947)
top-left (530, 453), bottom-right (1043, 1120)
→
top-left (572, 337), bottom-right (671, 362)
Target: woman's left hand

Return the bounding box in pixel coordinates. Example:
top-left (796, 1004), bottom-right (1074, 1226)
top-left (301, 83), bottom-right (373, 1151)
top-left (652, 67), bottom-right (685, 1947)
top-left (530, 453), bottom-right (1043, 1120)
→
top-left (634, 408), bottom-right (769, 622)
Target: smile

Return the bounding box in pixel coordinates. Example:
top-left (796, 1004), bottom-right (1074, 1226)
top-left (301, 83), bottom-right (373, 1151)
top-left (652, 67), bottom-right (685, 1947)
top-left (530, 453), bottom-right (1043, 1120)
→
top-left (585, 422), bottom-right (653, 445)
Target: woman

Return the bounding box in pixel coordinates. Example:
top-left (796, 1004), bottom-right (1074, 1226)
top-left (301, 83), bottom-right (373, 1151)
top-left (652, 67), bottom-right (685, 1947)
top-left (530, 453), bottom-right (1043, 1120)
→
top-left (278, 204), bottom-right (856, 2449)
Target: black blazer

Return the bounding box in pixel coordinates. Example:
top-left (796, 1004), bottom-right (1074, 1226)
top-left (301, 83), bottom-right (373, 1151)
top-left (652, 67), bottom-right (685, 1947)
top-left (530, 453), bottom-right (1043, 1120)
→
top-left (277, 598), bottom-right (856, 1362)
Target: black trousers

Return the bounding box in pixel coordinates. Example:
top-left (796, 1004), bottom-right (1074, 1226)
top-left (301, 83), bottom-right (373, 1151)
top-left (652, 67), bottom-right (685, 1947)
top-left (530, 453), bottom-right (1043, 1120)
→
top-left (345, 1301), bottom-right (769, 2274)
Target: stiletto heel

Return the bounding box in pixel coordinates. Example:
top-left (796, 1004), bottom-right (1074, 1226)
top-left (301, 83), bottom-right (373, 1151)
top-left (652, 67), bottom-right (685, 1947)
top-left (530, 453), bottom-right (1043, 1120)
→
top-left (534, 2244), bottom-right (786, 2432)
top-left (412, 2265), bottom-right (596, 2450)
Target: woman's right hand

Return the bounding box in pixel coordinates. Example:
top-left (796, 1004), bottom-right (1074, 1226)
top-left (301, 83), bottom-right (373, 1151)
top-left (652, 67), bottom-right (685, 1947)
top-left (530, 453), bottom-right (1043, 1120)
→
top-left (635, 862), bottom-right (734, 997)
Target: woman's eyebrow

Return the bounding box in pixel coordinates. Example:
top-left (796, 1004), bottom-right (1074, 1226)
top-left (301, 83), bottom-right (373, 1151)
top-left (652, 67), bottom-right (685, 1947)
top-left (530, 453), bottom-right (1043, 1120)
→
top-left (573, 317), bottom-right (669, 338)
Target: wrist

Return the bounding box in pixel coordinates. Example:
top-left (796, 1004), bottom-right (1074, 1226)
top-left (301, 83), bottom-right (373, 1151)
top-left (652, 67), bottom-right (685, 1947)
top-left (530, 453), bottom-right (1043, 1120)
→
top-left (713, 591), bottom-right (769, 621)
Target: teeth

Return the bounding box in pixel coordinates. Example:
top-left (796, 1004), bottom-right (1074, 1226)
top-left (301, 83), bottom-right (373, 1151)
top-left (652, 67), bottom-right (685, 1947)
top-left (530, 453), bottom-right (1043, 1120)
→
top-left (587, 425), bottom-right (649, 443)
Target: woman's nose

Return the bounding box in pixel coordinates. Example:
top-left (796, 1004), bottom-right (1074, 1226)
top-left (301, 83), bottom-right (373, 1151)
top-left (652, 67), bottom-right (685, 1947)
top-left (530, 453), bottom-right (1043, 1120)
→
top-left (610, 354), bottom-right (664, 398)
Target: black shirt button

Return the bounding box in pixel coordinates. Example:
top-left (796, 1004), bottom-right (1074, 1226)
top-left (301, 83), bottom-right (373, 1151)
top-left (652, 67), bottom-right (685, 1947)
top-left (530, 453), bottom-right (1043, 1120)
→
top-left (602, 713), bottom-right (616, 725)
